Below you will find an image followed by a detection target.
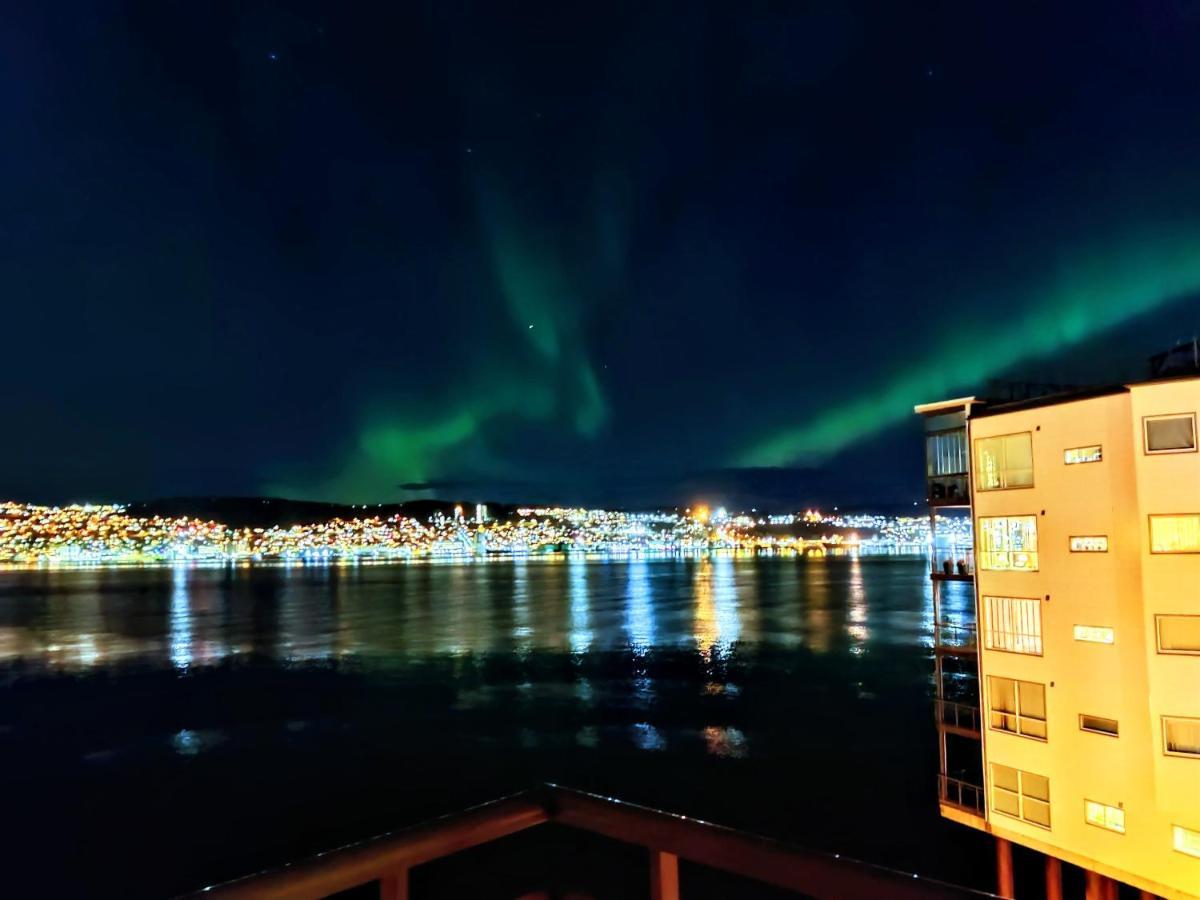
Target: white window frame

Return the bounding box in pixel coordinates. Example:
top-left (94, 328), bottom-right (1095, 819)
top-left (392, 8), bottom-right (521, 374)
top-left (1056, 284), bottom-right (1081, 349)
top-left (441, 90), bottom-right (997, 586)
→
top-left (1156, 615), bottom-right (1200, 655)
top-left (1143, 413), bottom-right (1197, 455)
top-left (1084, 800), bottom-right (1126, 834)
top-left (1064, 445), bottom-right (1102, 465)
top-left (983, 596), bottom-right (1043, 655)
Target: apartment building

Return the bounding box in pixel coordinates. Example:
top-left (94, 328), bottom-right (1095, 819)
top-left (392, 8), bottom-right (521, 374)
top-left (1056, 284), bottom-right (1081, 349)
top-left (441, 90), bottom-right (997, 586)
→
top-left (917, 375), bottom-right (1200, 899)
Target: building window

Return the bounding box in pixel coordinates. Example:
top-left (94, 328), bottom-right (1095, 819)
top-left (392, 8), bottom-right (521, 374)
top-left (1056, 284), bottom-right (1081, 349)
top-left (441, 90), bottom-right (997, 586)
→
top-left (983, 596), bottom-right (1043, 655)
top-left (1085, 800), bottom-right (1126, 834)
top-left (927, 429), bottom-right (968, 476)
top-left (1069, 535), bottom-right (1108, 552)
top-left (1079, 714), bottom-right (1119, 737)
top-left (1149, 514), bottom-right (1200, 553)
top-left (992, 764), bottom-right (1051, 828)
top-left (1064, 445), bottom-right (1102, 465)
top-left (989, 677), bottom-right (1047, 739)
top-left (1176, 825), bottom-right (1200, 859)
top-left (1157, 615), bottom-right (1200, 655)
top-left (975, 433), bottom-right (1035, 491)
top-left (1163, 717), bottom-right (1200, 758)
top-left (978, 516), bottom-right (1039, 571)
top-left (1144, 413), bottom-right (1197, 454)
top-left (1073, 624), bottom-right (1115, 644)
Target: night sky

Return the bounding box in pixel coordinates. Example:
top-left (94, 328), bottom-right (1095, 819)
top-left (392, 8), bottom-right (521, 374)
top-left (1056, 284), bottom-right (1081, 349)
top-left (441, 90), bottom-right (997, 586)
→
top-left (5, 2), bottom-right (1200, 509)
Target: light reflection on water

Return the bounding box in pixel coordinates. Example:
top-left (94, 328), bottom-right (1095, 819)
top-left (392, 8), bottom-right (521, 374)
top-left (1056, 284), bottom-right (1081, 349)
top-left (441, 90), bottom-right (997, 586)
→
top-left (0, 552), bottom-right (933, 671)
top-left (0, 553), bottom-right (978, 899)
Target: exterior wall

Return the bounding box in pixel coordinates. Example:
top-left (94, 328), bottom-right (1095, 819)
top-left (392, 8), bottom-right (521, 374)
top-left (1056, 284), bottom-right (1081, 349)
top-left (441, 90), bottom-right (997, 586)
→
top-left (1130, 380), bottom-right (1200, 890)
top-left (965, 379), bottom-right (1200, 898)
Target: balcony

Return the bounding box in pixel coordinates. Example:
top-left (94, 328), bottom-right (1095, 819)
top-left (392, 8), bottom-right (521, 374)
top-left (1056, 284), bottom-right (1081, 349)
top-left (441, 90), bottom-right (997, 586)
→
top-left (187, 784), bottom-right (991, 899)
top-left (926, 474), bottom-right (970, 507)
top-left (930, 550), bottom-right (974, 581)
top-left (938, 775), bottom-right (985, 817)
top-left (936, 699), bottom-right (981, 737)
top-left (933, 622), bottom-right (977, 655)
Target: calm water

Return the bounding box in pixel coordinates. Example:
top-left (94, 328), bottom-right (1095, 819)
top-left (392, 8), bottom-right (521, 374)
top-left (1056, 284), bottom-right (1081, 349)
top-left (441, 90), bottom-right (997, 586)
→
top-left (0, 554), bottom-right (989, 897)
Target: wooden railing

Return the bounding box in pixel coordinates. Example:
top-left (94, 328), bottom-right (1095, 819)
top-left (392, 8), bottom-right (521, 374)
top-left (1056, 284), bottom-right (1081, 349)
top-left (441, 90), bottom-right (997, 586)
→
top-left (185, 784), bottom-right (994, 900)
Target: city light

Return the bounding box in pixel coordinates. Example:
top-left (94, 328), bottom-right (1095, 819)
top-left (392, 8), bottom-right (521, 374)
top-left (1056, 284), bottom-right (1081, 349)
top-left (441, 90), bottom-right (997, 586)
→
top-left (0, 500), bottom-right (964, 564)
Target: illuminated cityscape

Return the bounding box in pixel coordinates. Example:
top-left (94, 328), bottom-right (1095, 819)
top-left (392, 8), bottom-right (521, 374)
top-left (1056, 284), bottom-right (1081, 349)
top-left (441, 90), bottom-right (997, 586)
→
top-left (0, 500), bottom-right (969, 564)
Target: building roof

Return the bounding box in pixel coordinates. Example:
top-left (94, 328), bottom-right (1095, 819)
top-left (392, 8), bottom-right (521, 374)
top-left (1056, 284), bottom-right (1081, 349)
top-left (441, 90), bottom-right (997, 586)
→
top-left (921, 372), bottom-right (1200, 421)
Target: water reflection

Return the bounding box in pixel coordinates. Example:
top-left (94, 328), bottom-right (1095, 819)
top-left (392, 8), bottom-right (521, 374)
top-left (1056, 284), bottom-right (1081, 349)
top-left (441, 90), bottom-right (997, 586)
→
top-left (625, 557), bottom-right (654, 650)
top-left (846, 553), bottom-right (869, 654)
top-left (569, 556), bottom-right (592, 654)
top-left (169, 564), bottom-right (191, 670)
top-left (0, 554), bottom-right (931, 671)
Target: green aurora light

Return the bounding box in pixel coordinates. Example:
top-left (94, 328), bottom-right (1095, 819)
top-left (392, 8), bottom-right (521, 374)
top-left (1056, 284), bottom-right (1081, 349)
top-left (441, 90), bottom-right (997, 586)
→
top-left (739, 228), bottom-right (1200, 468)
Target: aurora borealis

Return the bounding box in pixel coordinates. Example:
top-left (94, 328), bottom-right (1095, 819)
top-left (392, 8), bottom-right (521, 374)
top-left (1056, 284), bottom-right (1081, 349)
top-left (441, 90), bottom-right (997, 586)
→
top-left (5, 3), bottom-right (1200, 507)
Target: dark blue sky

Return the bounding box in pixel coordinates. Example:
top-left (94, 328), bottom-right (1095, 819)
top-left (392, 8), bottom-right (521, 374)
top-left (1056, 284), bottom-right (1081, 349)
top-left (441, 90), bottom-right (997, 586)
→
top-left (3, 2), bottom-right (1200, 509)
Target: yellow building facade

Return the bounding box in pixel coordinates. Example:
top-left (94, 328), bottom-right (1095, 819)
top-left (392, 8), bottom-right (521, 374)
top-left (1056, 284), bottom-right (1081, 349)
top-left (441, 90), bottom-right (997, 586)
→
top-left (919, 376), bottom-right (1200, 899)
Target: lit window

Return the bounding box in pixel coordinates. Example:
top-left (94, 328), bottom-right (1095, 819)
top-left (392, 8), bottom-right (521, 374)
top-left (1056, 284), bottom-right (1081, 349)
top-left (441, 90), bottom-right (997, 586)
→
top-left (1150, 515), bottom-right (1200, 553)
top-left (1085, 800), bottom-right (1126, 834)
top-left (1144, 413), bottom-right (1197, 453)
top-left (1079, 714), bottom-right (1119, 737)
top-left (1176, 825), bottom-right (1200, 858)
top-left (1064, 445), bottom-right (1102, 465)
top-left (989, 676), bottom-right (1047, 739)
top-left (1163, 717), bottom-right (1200, 757)
top-left (1069, 536), bottom-right (1108, 552)
top-left (992, 764), bottom-right (1050, 828)
top-left (983, 596), bottom-right (1042, 655)
top-left (1074, 625), bottom-right (1114, 644)
top-left (1157, 616), bottom-right (1200, 654)
top-left (975, 433), bottom-right (1034, 491)
top-left (978, 516), bottom-right (1039, 571)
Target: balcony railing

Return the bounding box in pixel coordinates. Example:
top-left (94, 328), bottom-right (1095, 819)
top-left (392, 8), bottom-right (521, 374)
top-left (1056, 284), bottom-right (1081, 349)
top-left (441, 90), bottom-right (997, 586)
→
top-left (188, 784), bottom-right (991, 899)
top-left (938, 775), bottom-right (985, 816)
top-left (934, 621), bottom-right (977, 653)
top-left (930, 550), bottom-right (974, 580)
top-left (936, 699), bottom-right (981, 734)
top-left (926, 474), bottom-right (969, 506)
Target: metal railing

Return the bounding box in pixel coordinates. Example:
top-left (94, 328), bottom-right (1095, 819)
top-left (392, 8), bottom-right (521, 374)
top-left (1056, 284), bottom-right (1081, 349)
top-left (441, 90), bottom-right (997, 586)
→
top-left (930, 550), bottom-right (974, 579)
top-left (934, 621), bottom-right (977, 652)
top-left (926, 474), bottom-right (969, 506)
top-left (187, 784), bottom-right (993, 899)
top-left (938, 775), bottom-right (985, 816)
top-left (936, 699), bottom-right (981, 734)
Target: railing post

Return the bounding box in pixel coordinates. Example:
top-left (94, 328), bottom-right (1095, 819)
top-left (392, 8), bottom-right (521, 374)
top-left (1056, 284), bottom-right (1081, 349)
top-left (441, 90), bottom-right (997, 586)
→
top-left (380, 866), bottom-right (409, 900)
top-left (649, 849), bottom-right (680, 900)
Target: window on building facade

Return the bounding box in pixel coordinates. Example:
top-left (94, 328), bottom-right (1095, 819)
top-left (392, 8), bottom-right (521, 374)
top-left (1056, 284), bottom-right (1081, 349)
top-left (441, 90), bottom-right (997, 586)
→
top-left (1069, 535), bottom-right (1108, 552)
top-left (992, 764), bottom-right (1051, 828)
top-left (1149, 514), bottom-right (1200, 553)
top-left (983, 596), bottom-right (1042, 654)
top-left (1163, 717), bottom-right (1200, 757)
top-left (1079, 714), bottom-right (1119, 737)
top-left (927, 429), bottom-right (968, 476)
top-left (978, 516), bottom-right (1039, 570)
top-left (1176, 825), bottom-right (1200, 858)
top-left (1085, 800), bottom-right (1126, 834)
top-left (989, 677), bottom-right (1047, 739)
top-left (1073, 625), bottom-right (1115, 644)
top-left (1157, 615), bottom-right (1200, 654)
top-left (1144, 413), bottom-right (1197, 453)
top-left (975, 433), bottom-right (1034, 491)
top-left (1064, 445), bottom-right (1102, 465)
